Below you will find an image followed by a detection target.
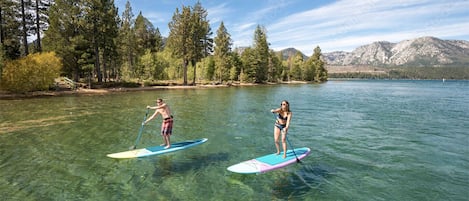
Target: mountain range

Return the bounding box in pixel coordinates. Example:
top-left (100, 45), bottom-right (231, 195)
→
top-left (281, 36), bottom-right (469, 67)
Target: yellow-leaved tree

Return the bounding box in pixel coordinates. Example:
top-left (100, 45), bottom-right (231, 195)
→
top-left (0, 52), bottom-right (62, 93)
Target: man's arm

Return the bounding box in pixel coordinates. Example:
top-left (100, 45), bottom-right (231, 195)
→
top-left (147, 103), bottom-right (167, 110)
top-left (144, 110), bottom-right (159, 124)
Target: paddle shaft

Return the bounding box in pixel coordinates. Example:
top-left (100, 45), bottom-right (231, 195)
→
top-left (286, 134), bottom-right (301, 163)
top-left (132, 109), bottom-right (150, 149)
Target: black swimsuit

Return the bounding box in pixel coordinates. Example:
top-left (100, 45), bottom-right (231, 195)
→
top-left (278, 113), bottom-right (288, 121)
top-left (275, 113), bottom-right (288, 130)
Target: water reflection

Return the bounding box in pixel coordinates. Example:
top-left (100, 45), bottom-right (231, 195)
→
top-left (271, 162), bottom-right (336, 199)
top-left (152, 152), bottom-right (231, 178)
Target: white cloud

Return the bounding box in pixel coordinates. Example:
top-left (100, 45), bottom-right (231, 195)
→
top-left (263, 0), bottom-right (469, 54)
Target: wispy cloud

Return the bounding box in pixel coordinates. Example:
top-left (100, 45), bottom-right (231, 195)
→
top-left (261, 0), bottom-right (469, 54)
top-left (206, 3), bottom-right (230, 25)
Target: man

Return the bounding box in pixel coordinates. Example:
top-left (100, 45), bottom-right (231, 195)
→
top-left (144, 98), bottom-right (173, 149)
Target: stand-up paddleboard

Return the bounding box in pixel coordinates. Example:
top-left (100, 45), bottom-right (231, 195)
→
top-left (227, 147), bottom-right (311, 174)
top-left (107, 138), bottom-right (208, 159)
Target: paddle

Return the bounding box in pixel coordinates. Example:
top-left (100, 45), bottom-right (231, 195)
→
top-left (130, 108), bottom-right (150, 150)
top-left (286, 134), bottom-right (301, 163)
top-left (273, 112), bottom-right (301, 163)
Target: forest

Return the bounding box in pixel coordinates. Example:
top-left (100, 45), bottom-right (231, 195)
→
top-left (329, 67), bottom-right (469, 80)
top-left (0, 0), bottom-right (327, 93)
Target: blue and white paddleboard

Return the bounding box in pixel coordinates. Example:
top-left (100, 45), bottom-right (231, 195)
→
top-left (107, 138), bottom-right (208, 159)
top-left (227, 147), bottom-right (311, 174)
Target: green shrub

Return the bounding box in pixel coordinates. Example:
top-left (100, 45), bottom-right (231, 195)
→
top-left (0, 52), bottom-right (62, 93)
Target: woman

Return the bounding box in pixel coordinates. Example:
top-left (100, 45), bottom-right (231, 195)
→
top-left (270, 100), bottom-right (292, 158)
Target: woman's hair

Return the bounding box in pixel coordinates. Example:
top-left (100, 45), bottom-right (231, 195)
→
top-left (281, 100), bottom-right (290, 112)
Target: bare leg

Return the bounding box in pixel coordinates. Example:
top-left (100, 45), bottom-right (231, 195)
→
top-left (274, 126), bottom-right (280, 155)
top-left (281, 130), bottom-right (287, 158)
top-left (164, 135), bottom-right (171, 149)
top-left (161, 135), bottom-right (166, 146)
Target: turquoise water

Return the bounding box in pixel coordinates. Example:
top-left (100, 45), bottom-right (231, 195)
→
top-left (1, 80), bottom-right (468, 200)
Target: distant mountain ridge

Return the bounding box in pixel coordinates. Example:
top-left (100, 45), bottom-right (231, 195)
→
top-left (280, 36), bottom-right (469, 67)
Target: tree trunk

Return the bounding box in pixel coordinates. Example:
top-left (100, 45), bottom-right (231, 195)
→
top-left (93, 28), bottom-right (102, 83)
top-left (102, 47), bottom-right (107, 82)
top-left (191, 59), bottom-right (196, 85)
top-left (21, 0), bottom-right (28, 56)
top-left (0, 7), bottom-right (3, 45)
top-left (35, 0), bottom-right (41, 52)
top-left (183, 59), bottom-right (188, 85)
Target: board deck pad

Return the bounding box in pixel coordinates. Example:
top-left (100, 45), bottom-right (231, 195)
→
top-left (227, 147), bottom-right (311, 174)
top-left (107, 138), bottom-right (207, 159)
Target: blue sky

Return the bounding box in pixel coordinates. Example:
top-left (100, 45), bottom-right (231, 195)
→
top-left (115, 0), bottom-right (469, 55)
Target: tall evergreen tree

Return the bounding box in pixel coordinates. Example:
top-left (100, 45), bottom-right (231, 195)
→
top-left (20, 0), bottom-right (29, 56)
top-left (134, 12), bottom-right (158, 53)
top-left (291, 52), bottom-right (304, 80)
top-left (117, 0), bottom-right (136, 80)
top-left (154, 28), bottom-right (164, 52)
top-left (190, 1), bottom-right (212, 85)
top-left (213, 21), bottom-right (232, 82)
top-left (0, 0), bottom-right (21, 59)
top-left (83, 0), bottom-right (119, 83)
top-left (240, 47), bottom-right (256, 83)
top-left (303, 53), bottom-right (315, 81)
top-left (252, 25), bottom-right (269, 83)
top-left (311, 46), bottom-right (327, 82)
top-left (101, 0), bottom-right (119, 82)
top-left (268, 50), bottom-right (282, 82)
top-left (43, 0), bottom-right (90, 81)
top-left (167, 6), bottom-right (192, 85)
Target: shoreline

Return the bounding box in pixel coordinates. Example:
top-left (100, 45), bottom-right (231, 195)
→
top-left (0, 81), bottom-right (311, 100)
top-left (0, 85), bottom-right (231, 99)
top-left (0, 83), bottom-right (260, 99)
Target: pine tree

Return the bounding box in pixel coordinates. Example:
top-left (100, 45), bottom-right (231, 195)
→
top-left (268, 50), bottom-right (282, 82)
top-left (214, 21), bottom-right (232, 82)
top-left (252, 25), bottom-right (269, 83)
top-left (0, 0), bottom-right (21, 59)
top-left (117, 0), bottom-right (136, 80)
top-left (135, 12), bottom-right (158, 53)
top-left (190, 1), bottom-right (212, 85)
top-left (291, 52), bottom-right (303, 80)
top-left (311, 46), bottom-right (327, 82)
top-left (154, 28), bottom-right (163, 52)
top-left (133, 12), bottom-right (156, 78)
top-left (167, 6), bottom-right (192, 85)
top-left (43, 0), bottom-right (88, 81)
top-left (30, 0), bottom-right (52, 53)
top-left (20, 0), bottom-right (29, 56)
top-left (240, 47), bottom-right (256, 83)
top-left (303, 53), bottom-right (316, 81)
top-left (101, 0), bottom-right (119, 82)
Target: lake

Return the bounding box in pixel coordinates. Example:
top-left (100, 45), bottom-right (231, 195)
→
top-left (1, 80), bottom-right (468, 200)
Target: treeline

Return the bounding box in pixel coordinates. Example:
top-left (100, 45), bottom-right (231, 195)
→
top-left (0, 0), bottom-right (327, 92)
top-left (329, 67), bottom-right (469, 80)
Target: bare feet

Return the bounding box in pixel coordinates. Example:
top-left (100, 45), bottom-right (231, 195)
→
top-left (283, 154), bottom-right (287, 158)
top-left (164, 145), bottom-right (171, 149)
top-left (160, 143), bottom-right (166, 146)
top-left (275, 151), bottom-right (280, 155)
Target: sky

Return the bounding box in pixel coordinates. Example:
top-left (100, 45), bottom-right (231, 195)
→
top-left (114, 0), bottom-right (469, 55)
